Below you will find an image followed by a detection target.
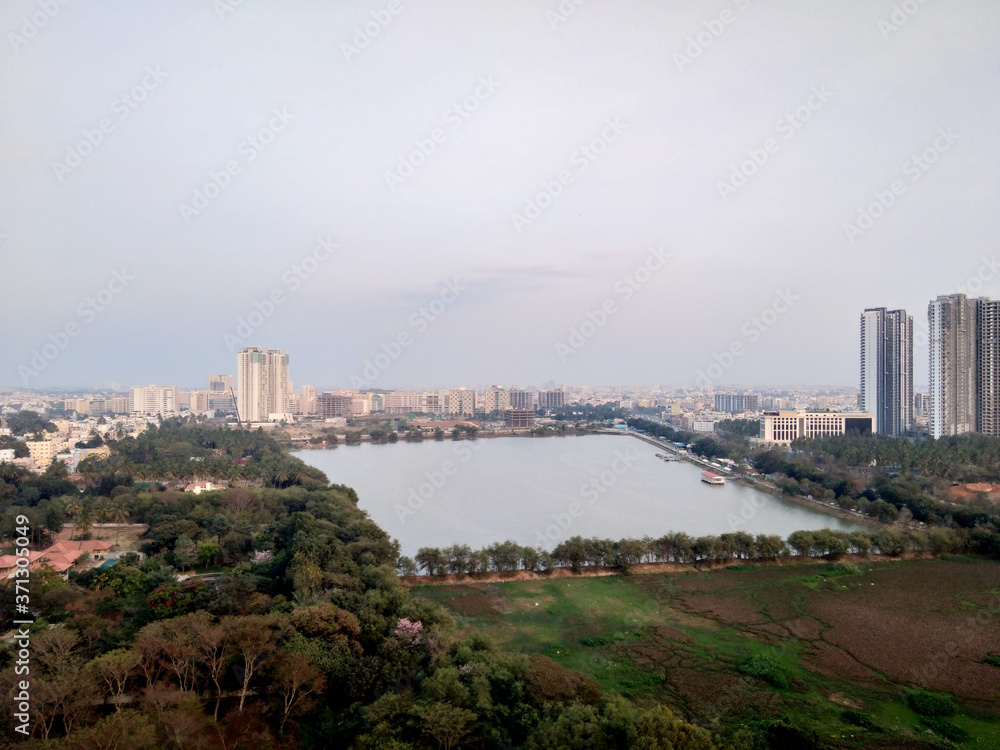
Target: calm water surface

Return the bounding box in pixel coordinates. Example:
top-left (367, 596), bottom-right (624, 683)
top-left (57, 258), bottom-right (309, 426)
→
top-left (294, 435), bottom-right (866, 556)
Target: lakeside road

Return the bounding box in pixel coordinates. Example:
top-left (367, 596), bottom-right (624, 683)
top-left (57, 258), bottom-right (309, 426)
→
top-left (596, 429), bottom-right (885, 529)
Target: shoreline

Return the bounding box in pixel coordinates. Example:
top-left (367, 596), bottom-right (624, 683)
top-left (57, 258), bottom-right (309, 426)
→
top-left (399, 550), bottom-right (968, 587)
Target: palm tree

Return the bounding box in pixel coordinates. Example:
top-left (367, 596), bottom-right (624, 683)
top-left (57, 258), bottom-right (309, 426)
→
top-left (92, 499), bottom-right (111, 539)
top-left (75, 505), bottom-right (95, 540)
top-left (65, 499), bottom-right (82, 540)
top-left (112, 500), bottom-right (130, 546)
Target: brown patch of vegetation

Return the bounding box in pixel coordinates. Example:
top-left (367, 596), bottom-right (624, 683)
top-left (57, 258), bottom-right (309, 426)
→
top-left (524, 655), bottom-right (602, 705)
top-left (799, 642), bottom-right (885, 688)
top-left (806, 562), bottom-right (1000, 708)
top-left (782, 617), bottom-right (822, 641)
top-left (673, 590), bottom-right (769, 627)
top-left (441, 592), bottom-right (503, 618)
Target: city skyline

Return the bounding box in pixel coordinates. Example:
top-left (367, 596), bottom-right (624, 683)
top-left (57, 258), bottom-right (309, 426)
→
top-left (3, 2), bottom-right (998, 389)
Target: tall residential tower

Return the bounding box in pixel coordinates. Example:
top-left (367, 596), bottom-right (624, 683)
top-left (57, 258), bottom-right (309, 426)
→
top-left (236, 347), bottom-right (290, 423)
top-left (975, 298), bottom-right (1000, 436)
top-left (859, 307), bottom-right (913, 435)
top-left (928, 295), bottom-right (977, 438)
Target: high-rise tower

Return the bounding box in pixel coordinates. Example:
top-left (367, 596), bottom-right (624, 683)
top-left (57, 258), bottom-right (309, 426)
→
top-left (860, 307), bottom-right (913, 435)
top-left (928, 295), bottom-right (976, 438)
top-left (236, 347), bottom-right (290, 423)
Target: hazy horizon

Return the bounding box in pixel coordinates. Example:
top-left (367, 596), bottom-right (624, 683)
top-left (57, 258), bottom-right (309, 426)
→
top-left (3, 1), bottom-right (997, 391)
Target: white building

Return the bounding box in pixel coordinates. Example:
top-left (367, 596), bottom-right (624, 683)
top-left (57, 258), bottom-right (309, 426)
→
top-left (237, 347), bottom-right (290, 423)
top-left (758, 410), bottom-right (874, 446)
top-left (446, 388), bottom-right (476, 417)
top-left (301, 385), bottom-right (318, 416)
top-left (483, 387), bottom-right (510, 415)
top-left (129, 385), bottom-right (178, 416)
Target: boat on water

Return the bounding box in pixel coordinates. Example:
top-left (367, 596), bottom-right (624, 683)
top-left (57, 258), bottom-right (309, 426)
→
top-left (700, 471), bottom-right (725, 486)
top-left (655, 453), bottom-right (681, 462)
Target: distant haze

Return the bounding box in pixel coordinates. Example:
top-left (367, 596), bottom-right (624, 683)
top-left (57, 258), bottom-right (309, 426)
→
top-left (2, 1), bottom-right (997, 389)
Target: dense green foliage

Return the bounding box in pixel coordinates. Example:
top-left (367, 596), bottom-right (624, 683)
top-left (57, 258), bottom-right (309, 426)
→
top-left (0, 425), bottom-right (723, 749)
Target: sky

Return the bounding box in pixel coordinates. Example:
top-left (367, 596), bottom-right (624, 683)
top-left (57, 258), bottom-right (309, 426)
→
top-left (1, 0), bottom-right (998, 392)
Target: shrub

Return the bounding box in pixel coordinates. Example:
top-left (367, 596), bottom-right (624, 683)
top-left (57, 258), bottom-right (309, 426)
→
top-left (922, 716), bottom-right (971, 742)
top-left (621, 672), bottom-right (666, 698)
top-left (984, 654), bottom-right (1000, 669)
top-left (841, 710), bottom-right (881, 731)
top-left (579, 631), bottom-right (643, 647)
top-left (830, 561), bottom-right (861, 575)
top-left (739, 654), bottom-right (789, 688)
top-left (908, 691), bottom-right (958, 717)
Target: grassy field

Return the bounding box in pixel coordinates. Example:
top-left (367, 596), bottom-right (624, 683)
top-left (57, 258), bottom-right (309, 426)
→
top-left (412, 558), bottom-right (1000, 749)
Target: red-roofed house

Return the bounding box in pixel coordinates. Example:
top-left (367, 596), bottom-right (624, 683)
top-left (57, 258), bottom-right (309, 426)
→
top-left (0, 539), bottom-right (113, 580)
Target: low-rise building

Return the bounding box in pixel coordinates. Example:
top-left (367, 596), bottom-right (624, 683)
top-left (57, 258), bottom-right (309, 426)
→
top-left (757, 410), bottom-right (874, 446)
top-left (504, 409), bottom-right (535, 428)
top-left (0, 539), bottom-right (114, 580)
top-left (26, 439), bottom-right (60, 468)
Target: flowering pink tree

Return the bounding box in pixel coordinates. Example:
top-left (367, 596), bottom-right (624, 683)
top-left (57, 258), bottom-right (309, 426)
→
top-left (252, 550), bottom-right (274, 565)
top-left (395, 618), bottom-right (423, 644)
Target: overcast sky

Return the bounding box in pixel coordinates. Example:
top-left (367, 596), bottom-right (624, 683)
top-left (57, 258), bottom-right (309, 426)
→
top-left (2, 0), bottom-right (998, 392)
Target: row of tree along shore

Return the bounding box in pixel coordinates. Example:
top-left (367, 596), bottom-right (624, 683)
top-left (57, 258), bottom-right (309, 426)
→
top-left (400, 525), bottom-right (997, 578)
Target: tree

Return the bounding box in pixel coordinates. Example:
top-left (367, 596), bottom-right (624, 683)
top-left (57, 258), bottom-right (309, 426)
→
top-left (416, 547), bottom-right (447, 576)
top-left (112, 499), bottom-right (130, 545)
top-left (787, 530), bottom-right (816, 557)
top-left (223, 615), bottom-right (279, 712)
top-left (63, 709), bottom-right (158, 750)
top-left (397, 555), bottom-right (418, 576)
top-left (173, 535), bottom-right (198, 569)
top-left (446, 544), bottom-right (472, 575)
top-left (420, 702), bottom-right (476, 750)
top-left (271, 650), bottom-right (326, 733)
top-left (197, 540), bottom-right (219, 568)
top-left (85, 648), bottom-right (140, 711)
top-left (65, 498), bottom-right (83, 539)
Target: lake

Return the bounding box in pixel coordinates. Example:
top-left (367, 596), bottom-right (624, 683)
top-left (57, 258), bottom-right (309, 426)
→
top-left (294, 434), bottom-right (866, 557)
